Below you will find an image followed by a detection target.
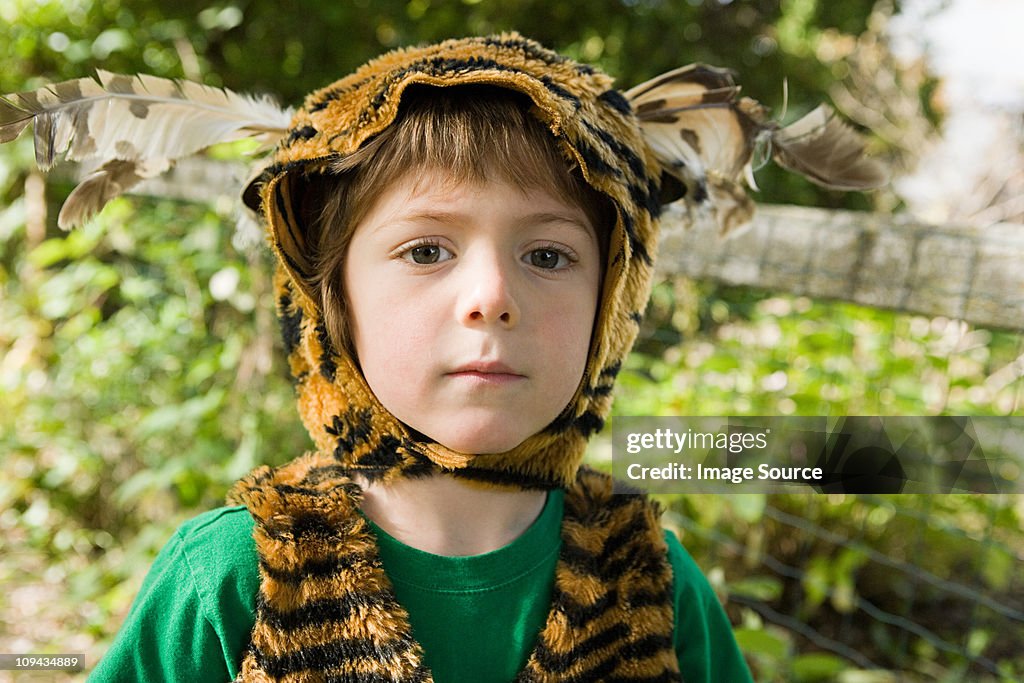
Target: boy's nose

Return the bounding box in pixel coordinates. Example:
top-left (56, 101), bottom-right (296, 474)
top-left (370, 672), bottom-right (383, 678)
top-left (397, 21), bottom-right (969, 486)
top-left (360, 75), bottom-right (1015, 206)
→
top-left (457, 256), bottom-right (521, 328)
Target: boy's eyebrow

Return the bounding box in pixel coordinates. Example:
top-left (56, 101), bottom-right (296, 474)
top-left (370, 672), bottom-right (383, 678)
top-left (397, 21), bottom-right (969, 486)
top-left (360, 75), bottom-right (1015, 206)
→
top-left (383, 210), bottom-right (595, 241)
top-left (513, 212), bottom-right (594, 240)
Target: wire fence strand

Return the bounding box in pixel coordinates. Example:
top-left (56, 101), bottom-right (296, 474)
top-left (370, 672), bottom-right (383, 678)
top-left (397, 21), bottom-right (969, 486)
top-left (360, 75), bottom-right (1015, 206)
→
top-left (666, 494), bottom-right (1024, 679)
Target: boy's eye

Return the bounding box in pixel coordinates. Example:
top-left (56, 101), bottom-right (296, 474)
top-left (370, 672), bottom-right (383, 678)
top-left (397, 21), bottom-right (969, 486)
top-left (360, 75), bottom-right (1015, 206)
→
top-left (403, 243), bottom-right (452, 264)
top-left (525, 248), bottom-right (570, 270)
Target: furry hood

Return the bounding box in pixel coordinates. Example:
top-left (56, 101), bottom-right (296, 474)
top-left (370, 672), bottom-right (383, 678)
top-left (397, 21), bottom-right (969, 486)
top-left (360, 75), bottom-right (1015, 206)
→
top-left (245, 33), bottom-right (663, 490)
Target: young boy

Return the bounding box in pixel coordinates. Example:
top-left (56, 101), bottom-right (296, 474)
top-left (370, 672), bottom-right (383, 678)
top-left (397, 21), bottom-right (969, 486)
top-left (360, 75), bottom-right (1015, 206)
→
top-left (87, 35), bottom-right (754, 682)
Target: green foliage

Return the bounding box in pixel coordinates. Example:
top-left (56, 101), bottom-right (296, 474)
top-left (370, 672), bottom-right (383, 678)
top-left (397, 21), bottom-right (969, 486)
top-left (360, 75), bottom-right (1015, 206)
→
top-left (735, 627), bottom-right (855, 682)
top-left (1, 192), bottom-right (308, 655)
top-left (623, 281), bottom-right (1022, 417)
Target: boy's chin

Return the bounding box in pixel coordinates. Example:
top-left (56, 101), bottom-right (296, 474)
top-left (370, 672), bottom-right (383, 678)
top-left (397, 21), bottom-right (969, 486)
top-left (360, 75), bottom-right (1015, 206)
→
top-left (424, 427), bottom-right (532, 457)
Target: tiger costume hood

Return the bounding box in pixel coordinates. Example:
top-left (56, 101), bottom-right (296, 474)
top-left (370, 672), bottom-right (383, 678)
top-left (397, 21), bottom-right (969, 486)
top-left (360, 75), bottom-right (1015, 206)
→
top-left (246, 33), bottom-right (662, 491)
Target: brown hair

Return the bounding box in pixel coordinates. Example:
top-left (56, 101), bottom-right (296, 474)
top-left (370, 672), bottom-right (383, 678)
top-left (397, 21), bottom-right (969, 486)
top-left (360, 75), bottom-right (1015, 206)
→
top-left (298, 84), bottom-right (613, 354)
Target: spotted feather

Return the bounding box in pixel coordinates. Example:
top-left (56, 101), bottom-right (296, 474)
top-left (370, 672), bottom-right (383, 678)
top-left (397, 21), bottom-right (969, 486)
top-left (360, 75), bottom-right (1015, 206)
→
top-left (625, 63), bottom-right (887, 234)
top-left (0, 70), bottom-right (292, 228)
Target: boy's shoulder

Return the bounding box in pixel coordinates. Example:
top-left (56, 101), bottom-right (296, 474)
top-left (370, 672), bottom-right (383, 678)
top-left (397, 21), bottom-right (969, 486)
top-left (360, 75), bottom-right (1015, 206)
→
top-left (86, 507), bottom-right (260, 682)
top-left (662, 529), bottom-right (754, 680)
top-left (176, 504), bottom-right (255, 534)
top-left (168, 506), bottom-right (258, 588)
top-left (661, 529), bottom-right (711, 595)
top-left (661, 527), bottom-right (730, 615)
top-left (174, 505), bottom-right (256, 547)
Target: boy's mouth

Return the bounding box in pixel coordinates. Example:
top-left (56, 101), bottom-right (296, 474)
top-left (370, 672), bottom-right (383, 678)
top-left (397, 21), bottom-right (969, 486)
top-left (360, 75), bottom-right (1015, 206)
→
top-left (447, 361), bottom-right (526, 383)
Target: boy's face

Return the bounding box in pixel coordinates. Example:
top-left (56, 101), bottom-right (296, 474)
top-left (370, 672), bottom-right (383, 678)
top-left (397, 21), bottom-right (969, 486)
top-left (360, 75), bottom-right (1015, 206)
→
top-left (344, 169), bottom-right (602, 455)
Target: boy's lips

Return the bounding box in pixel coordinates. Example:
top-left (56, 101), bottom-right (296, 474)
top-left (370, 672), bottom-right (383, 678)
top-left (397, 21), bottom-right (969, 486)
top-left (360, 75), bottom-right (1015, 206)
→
top-left (446, 360), bottom-right (526, 383)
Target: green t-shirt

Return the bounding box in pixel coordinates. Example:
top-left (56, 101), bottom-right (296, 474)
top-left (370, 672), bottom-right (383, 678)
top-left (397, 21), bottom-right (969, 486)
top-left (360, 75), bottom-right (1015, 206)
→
top-left (88, 491), bottom-right (753, 682)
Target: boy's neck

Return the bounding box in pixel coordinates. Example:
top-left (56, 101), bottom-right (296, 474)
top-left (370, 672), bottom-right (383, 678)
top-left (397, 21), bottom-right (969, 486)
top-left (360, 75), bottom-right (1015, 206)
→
top-left (355, 473), bottom-right (547, 557)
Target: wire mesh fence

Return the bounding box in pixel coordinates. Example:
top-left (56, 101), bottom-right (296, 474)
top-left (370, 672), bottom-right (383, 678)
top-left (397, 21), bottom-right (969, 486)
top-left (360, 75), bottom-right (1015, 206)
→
top-left (668, 494), bottom-right (1023, 677)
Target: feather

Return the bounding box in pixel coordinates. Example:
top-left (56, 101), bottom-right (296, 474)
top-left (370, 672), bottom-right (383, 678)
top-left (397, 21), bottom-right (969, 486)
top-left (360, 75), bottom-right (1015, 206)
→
top-left (626, 64), bottom-right (758, 225)
top-left (57, 159), bottom-right (170, 229)
top-left (707, 173), bottom-right (756, 236)
top-left (772, 104), bottom-right (888, 191)
top-left (626, 64), bottom-right (887, 235)
top-left (0, 71), bottom-right (292, 228)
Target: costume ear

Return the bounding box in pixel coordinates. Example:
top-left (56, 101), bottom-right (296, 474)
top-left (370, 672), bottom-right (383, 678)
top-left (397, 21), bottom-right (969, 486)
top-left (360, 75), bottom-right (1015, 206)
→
top-left (0, 71), bottom-right (292, 229)
top-left (625, 64), bottom-right (887, 234)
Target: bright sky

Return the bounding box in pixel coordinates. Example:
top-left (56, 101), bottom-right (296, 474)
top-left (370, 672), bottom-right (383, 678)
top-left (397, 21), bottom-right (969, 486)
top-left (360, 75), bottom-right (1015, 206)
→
top-left (888, 0), bottom-right (1024, 223)
top-left (890, 0), bottom-right (1024, 109)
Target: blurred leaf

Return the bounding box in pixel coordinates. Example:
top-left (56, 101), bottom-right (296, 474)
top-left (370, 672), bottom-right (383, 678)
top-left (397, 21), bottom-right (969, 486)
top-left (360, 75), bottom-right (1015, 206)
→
top-left (729, 494), bottom-right (767, 523)
top-left (731, 576), bottom-right (784, 602)
top-left (137, 389), bottom-right (225, 438)
top-left (791, 652), bottom-right (849, 681)
top-left (735, 627), bottom-right (790, 660)
top-left (980, 546), bottom-right (1014, 592)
